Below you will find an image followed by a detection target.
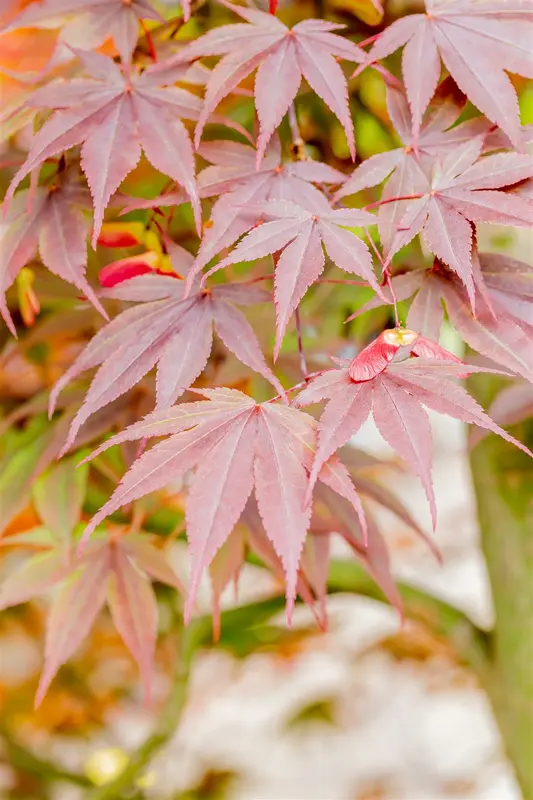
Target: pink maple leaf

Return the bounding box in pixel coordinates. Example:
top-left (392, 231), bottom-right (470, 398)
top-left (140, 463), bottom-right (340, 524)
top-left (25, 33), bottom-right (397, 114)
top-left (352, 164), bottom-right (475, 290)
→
top-left (354, 252), bottom-right (533, 382)
top-left (358, 0), bottom-right (533, 150)
top-left (384, 139), bottom-right (533, 305)
top-left (5, 49), bottom-right (202, 246)
top-left (0, 170), bottom-right (106, 336)
top-left (197, 196), bottom-right (380, 357)
top-left (153, 1), bottom-right (363, 162)
top-left (334, 81), bottom-right (506, 252)
top-left (295, 339), bottom-right (532, 527)
top-left (192, 137), bottom-right (345, 276)
top-left (2, 0), bottom-right (165, 62)
top-left (80, 388), bottom-right (368, 622)
top-left (50, 243), bottom-right (285, 455)
top-left (0, 533), bottom-right (184, 705)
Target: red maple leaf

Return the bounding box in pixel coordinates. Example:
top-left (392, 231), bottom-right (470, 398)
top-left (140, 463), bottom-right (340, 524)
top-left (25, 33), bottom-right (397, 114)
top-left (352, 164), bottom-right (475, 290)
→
top-left (0, 533), bottom-right (184, 704)
top-left (192, 137), bottom-right (345, 276)
top-left (334, 81), bottom-right (512, 252)
top-left (382, 139), bottom-right (533, 304)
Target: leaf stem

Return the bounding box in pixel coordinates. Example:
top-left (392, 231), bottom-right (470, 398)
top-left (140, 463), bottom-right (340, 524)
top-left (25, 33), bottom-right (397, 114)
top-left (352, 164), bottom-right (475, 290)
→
top-left (364, 194), bottom-right (424, 211)
top-left (140, 19), bottom-right (157, 62)
top-left (294, 307), bottom-right (308, 378)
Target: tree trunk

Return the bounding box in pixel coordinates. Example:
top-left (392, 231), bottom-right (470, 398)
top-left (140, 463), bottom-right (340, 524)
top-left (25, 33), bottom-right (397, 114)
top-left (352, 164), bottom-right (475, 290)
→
top-left (469, 375), bottom-right (533, 799)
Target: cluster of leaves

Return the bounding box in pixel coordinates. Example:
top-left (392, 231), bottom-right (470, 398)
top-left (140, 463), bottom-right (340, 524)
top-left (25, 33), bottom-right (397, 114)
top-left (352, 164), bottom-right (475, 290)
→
top-left (0, 0), bottom-right (532, 705)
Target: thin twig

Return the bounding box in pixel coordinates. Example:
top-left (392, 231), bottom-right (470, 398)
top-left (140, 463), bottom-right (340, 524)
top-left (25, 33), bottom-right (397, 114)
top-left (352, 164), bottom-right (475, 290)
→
top-left (316, 277), bottom-right (369, 287)
top-left (364, 193), bottom-right (424, 211)
top-left (140, 19), bottom-right (157, 61)
top-left (294, 307), bottom-right (308, 378)
top-left (363, 226), bottom-right (400, 326)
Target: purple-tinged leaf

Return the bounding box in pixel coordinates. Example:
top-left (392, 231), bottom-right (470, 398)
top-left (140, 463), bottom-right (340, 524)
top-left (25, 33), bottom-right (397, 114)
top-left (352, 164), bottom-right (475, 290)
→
top-left (158, 4), bottom-right (362, 160)
top-left (305, 382), bottom-right (373, 500)
top-left (361, 0), bottom-right (533, 149)
top-left (185, 411), bottom-right (256, 619)
top-left (254, 405), bottom-right (312, 621)
top-left (372, 377), bottom-right (437, 528)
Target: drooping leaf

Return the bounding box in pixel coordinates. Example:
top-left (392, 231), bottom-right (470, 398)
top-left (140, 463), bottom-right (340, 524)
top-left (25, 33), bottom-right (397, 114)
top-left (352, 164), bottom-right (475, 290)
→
top-left (0, 531), bottom-right (183, 704)
top-left (80, 389), bottom-right (367, 621)
top-left (0, 173), bottom-right (105, 334)
top-left (296, 344), bottom-right (532, 527)
top-left (35, 546), bottom-right (111, 707)
top-left (107, 542), bottom-right (158, 701)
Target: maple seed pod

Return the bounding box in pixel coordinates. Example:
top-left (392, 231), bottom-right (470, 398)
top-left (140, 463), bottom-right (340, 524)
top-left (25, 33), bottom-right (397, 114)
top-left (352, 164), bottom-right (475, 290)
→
top-left (349, 328), bottom-right (418, 383)
top-left (382, 329), bottom-right (418, 347)
top-left (99, 252), bottom-right (161, 288)
top-left (17, 267), bottom-right (40, 328)
top-left (97, 222), bottom-right (146, 248)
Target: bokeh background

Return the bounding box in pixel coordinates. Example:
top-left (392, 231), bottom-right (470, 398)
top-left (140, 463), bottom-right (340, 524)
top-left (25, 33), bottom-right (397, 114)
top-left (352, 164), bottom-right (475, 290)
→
top-left (1, 0), bottom-right (532, 797)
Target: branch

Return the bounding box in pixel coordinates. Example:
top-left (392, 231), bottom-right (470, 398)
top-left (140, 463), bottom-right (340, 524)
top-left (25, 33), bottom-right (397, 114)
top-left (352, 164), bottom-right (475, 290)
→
top-left (89, 628), bottom-right (194, 800)
top-left (1, 728), bottom-right (92, 788)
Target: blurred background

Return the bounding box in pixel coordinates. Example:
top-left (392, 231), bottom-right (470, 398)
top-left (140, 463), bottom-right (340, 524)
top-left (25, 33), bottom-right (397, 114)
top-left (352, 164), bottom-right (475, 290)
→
top-left (1, 0), bottom-right (532, 797)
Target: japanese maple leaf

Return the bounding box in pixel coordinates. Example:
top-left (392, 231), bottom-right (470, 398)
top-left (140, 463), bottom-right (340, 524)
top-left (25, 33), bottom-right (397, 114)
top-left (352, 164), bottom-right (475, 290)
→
top-left (294, 330), bottom-right (532, 526)
top-left (358, 0), bottom-right (533, 149)
top-left (5, 49), bottom-right (202, 245)
top-left (192, 137), bottom-right (345, 275)
top-left (0, 170), bottom-right (105, 336)
top-left (0, 533), bottom-right (184, 705)
top-left (155, 1), bottom-right (363, 162)
top-left (355, 252), bottom-right (533, 382)
top-left (210, 439), bottom-right (435, 633)
top-left (197, 196), bottom-right (380, 357)
top-left (385, 139), bottom-right (533, 304)
top-left (80, 388), bottom-right (368, 620)
top-left (334, 81), bottom-right (497, 251)
top-left (1, 0), bottom-right (165, 62)
top-left (50, 245), bottom-right (285, 455)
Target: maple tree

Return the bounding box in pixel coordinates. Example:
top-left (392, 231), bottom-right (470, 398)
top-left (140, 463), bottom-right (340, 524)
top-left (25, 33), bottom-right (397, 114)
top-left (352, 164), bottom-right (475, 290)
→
top-left (0, 0), bottom-right (532, 795)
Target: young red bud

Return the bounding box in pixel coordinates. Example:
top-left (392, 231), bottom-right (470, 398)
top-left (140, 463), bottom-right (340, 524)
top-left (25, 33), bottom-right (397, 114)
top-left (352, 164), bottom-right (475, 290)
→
top-left (349, 328), bottom-right (418, 382)
top-left (17, 267), bottom-right (40, 328)
top-left (97, 221), bottom-right (146, 248)
top-left (99, 252), bottom-right (161, 287)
